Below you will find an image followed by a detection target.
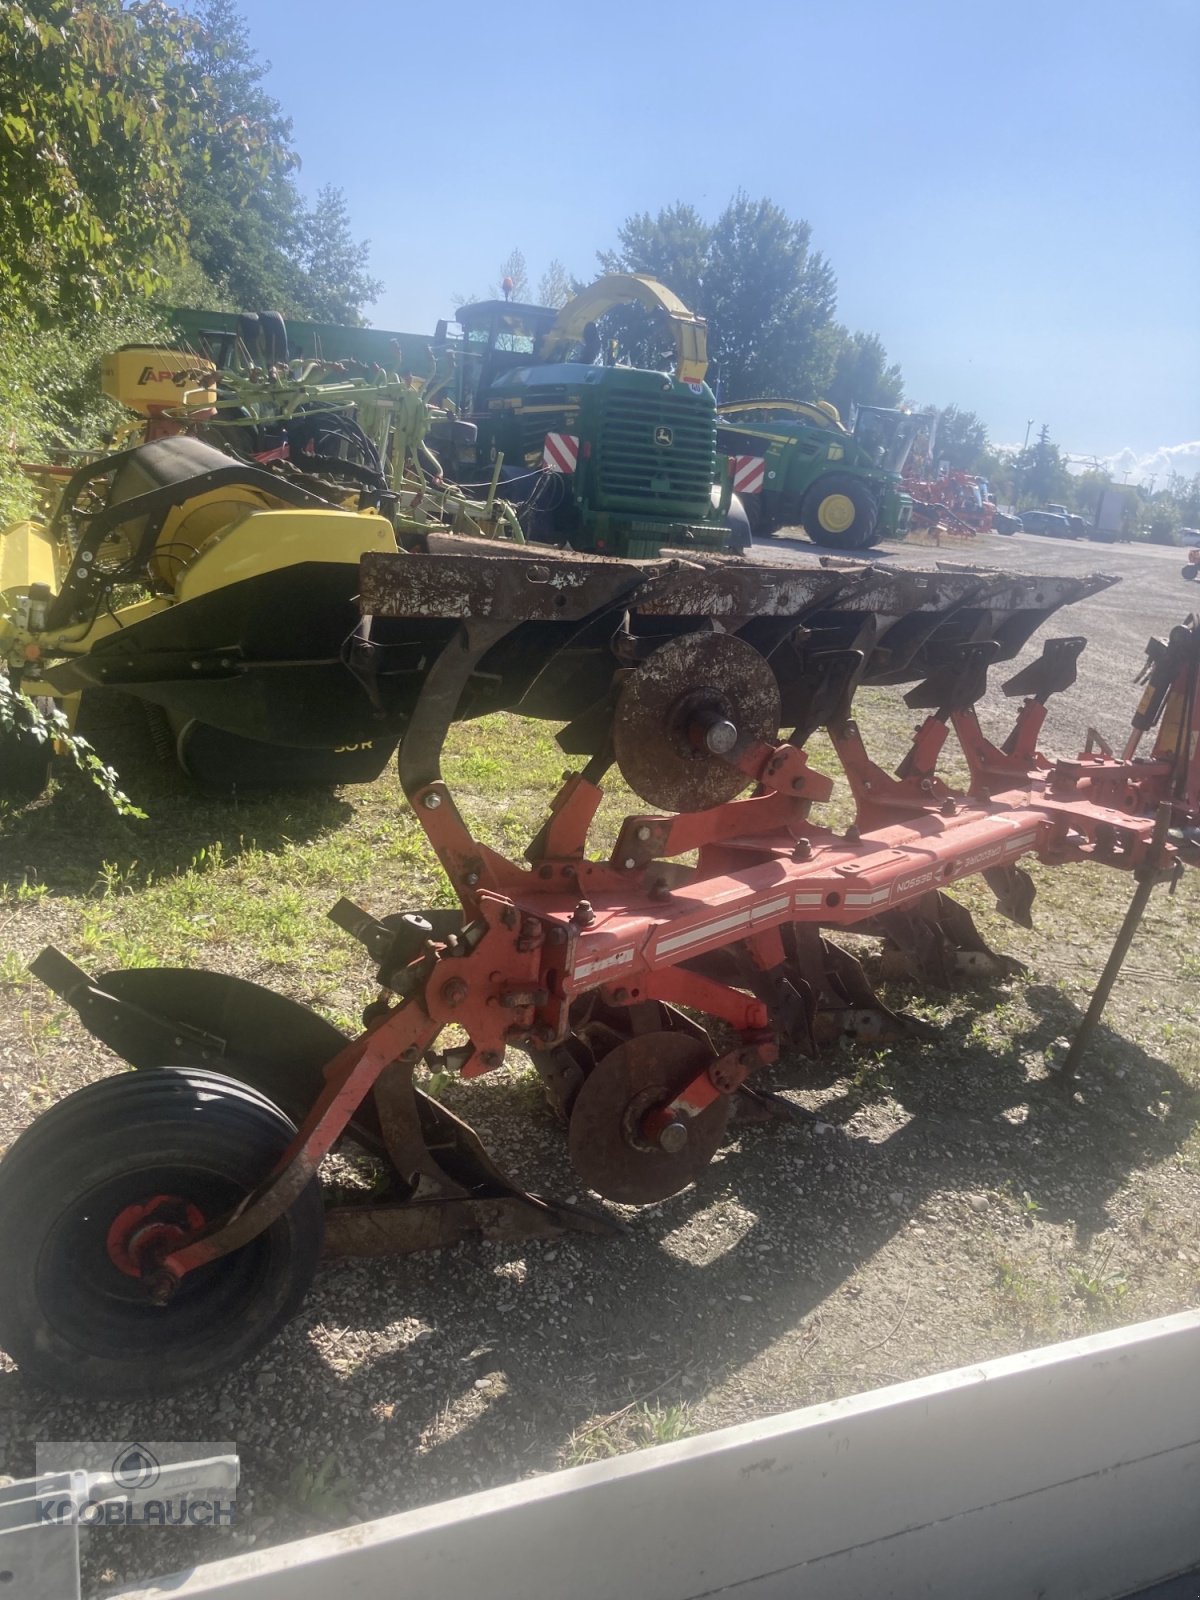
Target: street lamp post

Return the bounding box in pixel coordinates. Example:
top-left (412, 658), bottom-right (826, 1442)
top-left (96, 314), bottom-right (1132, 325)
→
top-left (1018, 418), bottom-right (1035, 508)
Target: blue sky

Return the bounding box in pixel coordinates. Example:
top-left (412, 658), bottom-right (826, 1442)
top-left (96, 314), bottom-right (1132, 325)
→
top-left (239, 0), bottom-right (1198, 482)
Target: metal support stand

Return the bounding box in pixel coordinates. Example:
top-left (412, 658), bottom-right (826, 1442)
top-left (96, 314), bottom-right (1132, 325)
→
top-left (1059, 804), bottom-right (1173, 1090)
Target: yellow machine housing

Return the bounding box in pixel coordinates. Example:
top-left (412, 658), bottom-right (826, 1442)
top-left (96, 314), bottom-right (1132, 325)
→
top-left (100, 345), bottom-right (217, 417)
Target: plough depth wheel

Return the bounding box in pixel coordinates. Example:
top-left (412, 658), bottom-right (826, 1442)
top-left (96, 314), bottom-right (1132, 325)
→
top-left (0, 1068), bottom-right (323, 1396)
top-left (567, 1031), bottom-right (730, 1204)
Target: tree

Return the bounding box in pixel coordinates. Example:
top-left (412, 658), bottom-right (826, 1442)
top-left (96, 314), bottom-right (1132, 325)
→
top-left (537, 258), bottom-right (573, 309)
top-left (492, 248), bottom-right (529, 301)
top-left (296, 186), bottom-right (381, 325)
top-left (1015, 423), bottom-right (1071, 507)
top-left (0, 0), bottom-right (200, 320)
top-left (597, 193), bottom-right (839, 401)
top-left (178, 0), bottom-right (380, 323)
top-left (598, 202), bottom-right (710, 315)
top-left (176, 0), bottom-right (307, 313)
top-left (704, 194), bottom-right (838, 400)
top-left (825, 330), bottom-right (904, 420)
top-left (927, 405), bottom-right (991, 473)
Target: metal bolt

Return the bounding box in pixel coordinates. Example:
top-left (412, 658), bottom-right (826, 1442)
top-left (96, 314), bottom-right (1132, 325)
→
top-left (423, 792), bottom-right (442, 810)
top-left (146, 1269), bottom-right (177, 1306)
top-left (623, 857), bottom-right (637, 870)
top-left (463, 871), bottom-right (480, 886)
top-left (636, 825), bottom-right (653, 842)
top-left (792, 837), bottom-right (813, 862)
top-left (703, 718), bottom-right (738, 756)
top-left (941, 797), bottom-right (956, 816)
top-left (572, 899), bottom-right (595, 926)
top-left (845, 825), bottom-right (861, 843)
top-left (441, 977), bottom-right (468, 1006)
top-left (657, 1119), bottom-right (689, 1154)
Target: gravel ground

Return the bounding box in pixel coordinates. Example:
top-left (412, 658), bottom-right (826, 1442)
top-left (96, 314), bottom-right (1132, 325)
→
top-left (1, 526), bottom-right (1198, 1594)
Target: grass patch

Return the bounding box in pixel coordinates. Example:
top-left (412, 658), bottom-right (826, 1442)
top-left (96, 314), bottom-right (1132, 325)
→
top-left (563, 1400), bottom-right (696, 1467)
top-left (992, 1255), bottom-right (1061, 1342)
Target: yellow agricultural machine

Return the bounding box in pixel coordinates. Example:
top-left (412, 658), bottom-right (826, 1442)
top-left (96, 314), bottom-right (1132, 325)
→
top-left (0, 332), bottom-right (536, 794)
top-left (0, 429), bottom-right (528, 794)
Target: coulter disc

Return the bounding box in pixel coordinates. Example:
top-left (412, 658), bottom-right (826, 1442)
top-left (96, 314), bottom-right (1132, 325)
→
top-left (567, 1031), bottom-right (729, 1204)
top-left (611, 632), bottom-right (780, 811)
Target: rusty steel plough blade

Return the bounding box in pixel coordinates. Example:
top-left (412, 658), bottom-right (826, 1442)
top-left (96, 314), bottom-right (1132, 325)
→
top-left (357, 544), bottom-right (1117, 806)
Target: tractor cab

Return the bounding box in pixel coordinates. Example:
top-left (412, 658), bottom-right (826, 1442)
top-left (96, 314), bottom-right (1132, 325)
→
top-left (442, 301), bottom-right (563, 415)
top-left (850, 406), bottom-right (933, 475)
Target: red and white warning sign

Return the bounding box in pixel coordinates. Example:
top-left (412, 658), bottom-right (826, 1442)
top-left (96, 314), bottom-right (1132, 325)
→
top-left (730, 454), bottom-right (766, 495)
top-left (543, 432), bottom-right (580, 474)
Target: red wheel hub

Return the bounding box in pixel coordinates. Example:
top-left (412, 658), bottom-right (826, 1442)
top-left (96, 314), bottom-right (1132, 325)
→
top-left (106, 1195), bottom-right (205, 1279)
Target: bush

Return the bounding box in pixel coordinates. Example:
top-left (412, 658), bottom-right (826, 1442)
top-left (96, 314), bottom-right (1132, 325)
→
top-left (0, 303), bottom-right (167, 524)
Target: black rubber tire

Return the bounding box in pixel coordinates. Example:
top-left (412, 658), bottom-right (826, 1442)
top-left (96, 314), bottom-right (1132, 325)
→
top-left (0, 1068), bottom-right (323, 1395)
top-left (800, 474), bottom-right (879, 550)
top-left (739, 488), bottom-right (767, 537)
top-left (1183, 565), bottom-right (1198, 582)
top-left (236, 312), bottom-right (260, 356)
top-left (257, 310), bottom-right (289, 366)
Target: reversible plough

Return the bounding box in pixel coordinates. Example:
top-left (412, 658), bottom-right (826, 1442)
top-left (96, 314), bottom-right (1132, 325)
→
top-left (2, 544), bottom-right (1199, 1395)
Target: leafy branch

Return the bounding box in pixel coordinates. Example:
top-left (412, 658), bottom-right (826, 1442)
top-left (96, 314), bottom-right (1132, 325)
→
top-left (0, 675), bottom-right (144, 816)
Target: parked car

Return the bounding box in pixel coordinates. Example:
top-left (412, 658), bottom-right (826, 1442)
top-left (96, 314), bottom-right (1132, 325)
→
top-left (993, 510), bottom-right (1023, 535)
top-left (1066, 513), bottom-right (1088, 537)
top-left (1019, 508), bottom-right (1074, 537)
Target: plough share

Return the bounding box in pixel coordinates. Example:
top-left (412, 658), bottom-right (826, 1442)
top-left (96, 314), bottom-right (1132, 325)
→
top-left (3, 543), bottom-right (1199, 1394)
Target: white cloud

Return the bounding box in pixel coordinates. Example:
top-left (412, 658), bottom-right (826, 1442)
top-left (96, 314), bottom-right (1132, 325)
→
top-left (1093, 440), bottom-right (1200, 486)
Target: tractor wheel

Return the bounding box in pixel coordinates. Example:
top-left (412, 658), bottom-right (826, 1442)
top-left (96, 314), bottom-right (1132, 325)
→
top-left (0, 1068), bottom-right (323, 1396)
top-left (800, 474), bottom-right (879, 550)
top-left (0, 696), bottom-right (56, 804)
top-left (1183, 564), bottom-right (1198, 582)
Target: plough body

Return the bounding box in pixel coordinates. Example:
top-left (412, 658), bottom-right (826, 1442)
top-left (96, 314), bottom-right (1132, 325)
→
top-left (4, 542), bottom-right (1200, 1394)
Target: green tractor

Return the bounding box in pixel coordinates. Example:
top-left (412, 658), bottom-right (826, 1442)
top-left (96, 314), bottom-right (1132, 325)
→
top-left (434, 275), bottom-right (749, 559)
top-left (716, 400), bottom-right (933, 550)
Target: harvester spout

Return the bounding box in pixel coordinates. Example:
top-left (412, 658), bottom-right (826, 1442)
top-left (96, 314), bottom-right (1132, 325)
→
top-left (536, 272), bottom-right (709, 384)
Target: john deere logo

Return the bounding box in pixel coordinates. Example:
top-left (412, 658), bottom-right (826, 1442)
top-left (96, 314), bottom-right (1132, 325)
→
top-left (654, 426), bottom-right (673, 446)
